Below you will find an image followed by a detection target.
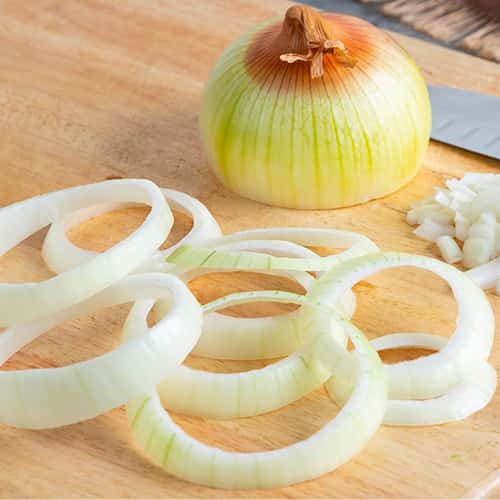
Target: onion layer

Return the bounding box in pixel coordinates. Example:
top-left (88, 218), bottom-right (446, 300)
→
top-left (0, 180), bottom-right (171, 326)
top-left (42, 188), bottom-right (222, 275)
top-left (0, 274), bottom-right (201, 429)
top-left (126, 291), bottom-right (387, 489)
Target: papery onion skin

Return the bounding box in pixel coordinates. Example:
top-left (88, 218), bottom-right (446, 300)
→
top-left (200, 6), bottom-right (431, 209)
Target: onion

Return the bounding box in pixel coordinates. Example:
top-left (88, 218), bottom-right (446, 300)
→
top-left (200, 4), bottom-right (431, 208)
top-left (409, 173), bottom-right (500, 281)
top-left (149, 252), bottom-right (494, 426)
top-left (176, 239), bottom-right (353, 360)
top-left (0, 274), bottom-right (202, 429)
top-left (42, 188), bottom-right (222, 274)
top-left (0, 179), bottom-right (171, 326)
top-left (307, 252), bottom-right (494, 399)
top-left (328, 333), bottom-right (497, 426)
top-left (126, 291), bottom-right (342, 419)
top-left (164, 227), bottom-right (377, 359)
top-left (126, 291), bottom-right (387, 489)
top-left (42, 217), bottom-right (366, 360)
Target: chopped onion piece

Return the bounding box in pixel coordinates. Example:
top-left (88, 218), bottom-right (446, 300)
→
top-left (454, 213), bottom-right (471, 241)
top-left (436, 235), bottom-right (462, 264)
top-left (463, 237), bottom-right (492, 268)
top-left (413, 219), bottom-right (454, 242)
top-left (466, 256), bottom-right (500, 289)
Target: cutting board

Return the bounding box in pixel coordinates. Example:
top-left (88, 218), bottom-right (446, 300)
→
top-left (0, 1), bottom-right (499, 497)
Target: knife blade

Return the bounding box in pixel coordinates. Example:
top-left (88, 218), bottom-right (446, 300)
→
top-left (427, 84), bottom-right (500, 160)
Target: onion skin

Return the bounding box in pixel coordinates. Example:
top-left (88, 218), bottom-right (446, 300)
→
top-left (200, 6), bottom-right (431, 209)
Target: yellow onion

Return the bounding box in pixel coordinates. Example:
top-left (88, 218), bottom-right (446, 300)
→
top-left (200, 4), bottom-right (431, 209)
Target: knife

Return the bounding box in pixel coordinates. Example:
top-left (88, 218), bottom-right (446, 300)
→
top-left (427, 84), bottom-right (500, 160)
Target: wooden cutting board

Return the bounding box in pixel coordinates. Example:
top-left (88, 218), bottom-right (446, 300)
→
top-left (0, 1), bottom-right (499, 497)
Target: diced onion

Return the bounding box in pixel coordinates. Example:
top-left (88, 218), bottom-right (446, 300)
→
top-left (436, 235), bottom-right (462, 264)
top-left (409, 174), bottom-right (500, 288)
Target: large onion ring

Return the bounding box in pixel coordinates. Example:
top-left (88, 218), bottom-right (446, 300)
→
top-left (313, 252), bottom-right (494, 399)
top-left (123, 292), bottom-right (344, 419)
top-left (0, 273), bottom-right (201, 429)
top-left (166, 227), bottom-right (379, 272)
top-left (126, 291), bottom-right (387, 489)
top-left (0, 179), bottom-right (171, 326)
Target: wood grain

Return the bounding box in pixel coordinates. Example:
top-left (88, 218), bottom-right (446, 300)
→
top-left (0, 0), bottom-right (499, 497)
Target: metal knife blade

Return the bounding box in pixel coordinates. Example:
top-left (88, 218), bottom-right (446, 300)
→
top-left (427, 84), bottom-right (500, 160)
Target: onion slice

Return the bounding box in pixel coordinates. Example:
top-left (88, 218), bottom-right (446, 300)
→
top-left (170, 239), bottom-right (355, 360)
top-left (311, 252), bottom-right (494, 399)
top-left (166, 227), bottom-right (379, 273)
top-left (327, 333), bottom-right (497, 426)
top-left (125, 291), bottom-right (387, 489)
top-left (124, 291), bottom-right (345, 419)
top-left (0, 179), bottom-right (172, 326)
top-left (42, 188), bottom-right (221, 274)
top-left (0, 273), bottom-right (202, 429)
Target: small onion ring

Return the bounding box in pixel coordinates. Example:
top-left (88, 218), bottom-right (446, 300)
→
top-left (167, 239), bottom-right (356, 360)
top-left (42, 188), bottom-right (222, 274)
top-left (125, 290), bottom-right (387, 489)
top-left (166, 227), bottom-right (379, 272)
top-left (0, 273), bottom-right (202, 429)
top-left (327, 333), bottom-right (497, 426)
top-left (0, 179), bottom-right (171, 326)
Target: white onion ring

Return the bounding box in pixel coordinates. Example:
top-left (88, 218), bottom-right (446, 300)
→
top-left (125, 291), bottom-right (387, 489)
top-left (312, 252), bottom-right (494, 399)
top-left (0, 179), bottom-right (171, 326)
top-left (166, 227), bottom-right (379, 272)
top-left (0, 273), bottom-right (201, 429)
top-left (124, 293), bottom-right (343, 419)
top-left (42, 188), bottom-right (221, 274)
top-left (327, 333), bottom-right (497, 426)
top-left (147, 251), bottom-right (493, 420)
top-left (168, 239), bottom-right (356, 360)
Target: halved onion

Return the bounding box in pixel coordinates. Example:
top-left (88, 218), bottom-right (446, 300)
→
top-left (0, 179), bottom-right (171, 326)
top-left (125, 291), bottom-right (387, 489)
top-left (0, 273), bottom-right (201, 429)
